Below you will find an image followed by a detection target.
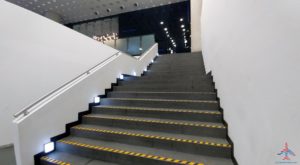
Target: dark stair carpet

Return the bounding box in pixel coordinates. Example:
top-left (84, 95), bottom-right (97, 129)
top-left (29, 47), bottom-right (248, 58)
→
top-left (40, 53), bottom-right (235, 165)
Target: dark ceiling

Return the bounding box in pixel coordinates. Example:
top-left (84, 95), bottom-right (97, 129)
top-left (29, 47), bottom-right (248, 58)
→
top-left (118, 1), bottom-right (191, 54)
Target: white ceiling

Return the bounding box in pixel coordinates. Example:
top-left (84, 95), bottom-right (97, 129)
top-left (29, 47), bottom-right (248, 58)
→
top-left (6, 0), bottom-right (187, 24)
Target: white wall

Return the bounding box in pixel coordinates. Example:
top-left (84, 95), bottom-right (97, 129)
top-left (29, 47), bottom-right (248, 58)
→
top-left (202, 0), bottom-right (300, 164)
top-left (0, 1), bottom-right (118, 146)
top-left (191, 0), bottom-right (202, 52)
top-left (13, 44), bottom-right (158, 165)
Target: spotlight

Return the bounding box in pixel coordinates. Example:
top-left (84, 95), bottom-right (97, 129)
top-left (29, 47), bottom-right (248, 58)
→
top-left (94, 96), bottom-right (100, 103)
top-left (44, 142), bottom-right (55, 154)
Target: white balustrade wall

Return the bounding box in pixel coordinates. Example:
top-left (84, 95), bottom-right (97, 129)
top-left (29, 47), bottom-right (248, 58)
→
top-left (201, 0), bottom-right (300, 164)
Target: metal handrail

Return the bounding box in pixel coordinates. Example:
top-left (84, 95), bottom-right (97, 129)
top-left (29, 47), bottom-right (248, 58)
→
top-left (14, 52), bottom-right (120, 118)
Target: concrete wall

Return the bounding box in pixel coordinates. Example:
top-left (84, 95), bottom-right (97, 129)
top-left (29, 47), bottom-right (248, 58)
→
top-left (0, 1), bottom-right (117, 146)
top-left (191, 0), bottom-right (202, 52)
top-left (202, 0), bottom-right (300, 164)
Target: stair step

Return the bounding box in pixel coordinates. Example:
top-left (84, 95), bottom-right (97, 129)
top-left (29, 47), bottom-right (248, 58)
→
top-left (41, 152), bottom-right (117, 165)
top-left (118, 80), bottom-right (213, 86)
top-left (92, 106), bottom-right (222, 122)
top-left (56, 137), bottom-right (234, 165)
top-left (71, 124), bottom-right (231, 158)
top-left (123, 76), bottom-right (212, 82)
top-left (100, 98), bottom-right (219, 110)
top-left (82, 114), bottom-right (226, 138)
top-left (107, 91), bottom-right (217, 100)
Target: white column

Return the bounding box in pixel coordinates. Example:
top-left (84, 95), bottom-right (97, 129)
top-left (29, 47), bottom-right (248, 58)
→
top-left (191, 0), bottom-right (202, 52)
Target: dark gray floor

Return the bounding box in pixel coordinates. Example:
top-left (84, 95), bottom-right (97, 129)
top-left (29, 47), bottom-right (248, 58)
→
top-left (0, 145), bottom-right (16, 165)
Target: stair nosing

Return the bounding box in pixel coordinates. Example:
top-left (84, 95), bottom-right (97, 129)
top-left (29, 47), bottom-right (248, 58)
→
top-left (72, 125), bottom-right (231, 148)
top-left (94, 105), bottom-right (221, 115)
top-left (58, 139), bottom-right (205, 165)
top-left (83, 115), bottom-right (226, 129)
top-left (103, 98), bottom-right (218, 104)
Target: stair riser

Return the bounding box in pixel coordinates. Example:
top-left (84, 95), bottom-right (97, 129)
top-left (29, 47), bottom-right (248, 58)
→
top-left (113, 86), bottom-right (214, 92)
top-left (92, 108), bottom-right (223, 122)
top-left (118, 83), bottom-right (214, 89)
top-left (107, 92), bottom-right (217, 100)
top-left (71, 129), bottom-right (231, 158)
top-left (40, 161), bottom-right (53, 165)
top-left (56, 142), bottom-right (179, 165)
top-left (119, 81), bottom-right (213, 87)
top-left (100, 99), bottom-right (219, 110)
top-left (83, 117), bottom-right (226, 138)
top-left (124, 76), bottom-right (212, 81)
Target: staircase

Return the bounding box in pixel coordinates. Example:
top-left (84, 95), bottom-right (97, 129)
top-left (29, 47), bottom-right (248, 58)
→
top-left (39, 53), bottom-right (235, 165)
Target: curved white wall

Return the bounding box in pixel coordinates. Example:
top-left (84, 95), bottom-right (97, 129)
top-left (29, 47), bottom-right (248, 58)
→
top-left (0, 1), bottom-right (118, 146)
top-left (202, 0), bottom-right (300, 164)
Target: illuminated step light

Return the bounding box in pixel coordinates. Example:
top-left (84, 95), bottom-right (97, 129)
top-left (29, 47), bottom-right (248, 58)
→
top-left (133, 71), bottom-right (136, 76)
top-left (181, 25), bottom-right (185, 28)
top-left (164, 28), bottom-right (168, 31)
top-left (139, 47), bottom-right (143, 51)
top-left (180, 18), bottom-right (184, 22)
top-left (44, 142), bottom-right (55, 154)
top-left (156, 53), bottom-right (159, 56)
top-left (151, 59), bottom-right (154, 63)
top-left (94, 96), bottom-right (100, 103)
top-left (119, 74), bottom-right (124, 80)
top-left (144, 68), bottom-right (147, 72)
top-left (160, 21), bottom-right (164, 25)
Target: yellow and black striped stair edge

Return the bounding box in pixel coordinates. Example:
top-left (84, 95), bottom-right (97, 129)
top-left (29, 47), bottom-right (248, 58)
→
top-left (73, 126), bottom-right (231, 148)
top-left (84, 115), bottom-right (226, 129)
top-left (97, 106), bottom-right (221, 115)
top-left (110, 91), bottom-right (216, 94)
top-left (106, 98), bottom-right (218, 103)
top-left (41, 156), bottom-right (71, 165)
top-left (58, 140), bottom-right (205, 165)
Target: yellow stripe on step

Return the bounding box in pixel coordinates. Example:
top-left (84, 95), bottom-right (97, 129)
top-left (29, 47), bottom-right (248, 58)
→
top-left (111, 91), bottom-right (216, 94)
top-left (58, 140), bottom-right (204, 165)
top-left (107, 98), bottom-right (218, 103)
top-left (72, 126), bottom-right (231, 148)
top-left (41, 156), bottom-right (71, 165)
top-left (98, 106), bottom-right (221, 115)
top-left (84, 115), bottom-right (226, 129)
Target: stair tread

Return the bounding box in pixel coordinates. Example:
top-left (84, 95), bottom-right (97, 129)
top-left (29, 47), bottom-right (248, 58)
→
top-left (103, 98), bottom-right (218, 103)
top-left (73, 124), bottom-right (230, 145)
top-left (83, 114), bottom-right (225, 128)
top-left (45, 151), bottom-right (118, 165)
top-left (94, 105), bottom-right (221, 114)
top-left (58, 136), bottom-right (234, 165)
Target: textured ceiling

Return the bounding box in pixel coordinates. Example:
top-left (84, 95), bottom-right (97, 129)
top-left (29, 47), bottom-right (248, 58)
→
top-left (6, 0), bottom-right (187, 24)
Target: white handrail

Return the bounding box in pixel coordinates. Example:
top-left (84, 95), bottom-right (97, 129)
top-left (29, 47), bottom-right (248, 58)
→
top-left (13, 52), bottom-right (120, 118)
